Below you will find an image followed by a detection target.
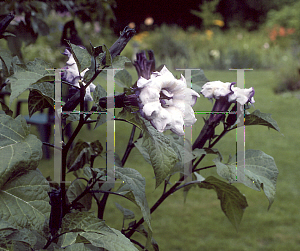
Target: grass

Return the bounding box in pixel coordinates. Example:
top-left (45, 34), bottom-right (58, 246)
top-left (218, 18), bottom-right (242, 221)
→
top-left (14, 67), bottom-right (299, 250)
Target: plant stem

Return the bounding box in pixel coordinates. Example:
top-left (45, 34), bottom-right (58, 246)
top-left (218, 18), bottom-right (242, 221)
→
top-left (121, 125), bottom-right (136, 166)
top-left (130, 239), bottom-right (147, 250)
top-left (125, 175), bottom-right (185, 238)
top-left (98, 192), bottom-right (110, 219)
top-left (193, 165), bottom-right (216, 172)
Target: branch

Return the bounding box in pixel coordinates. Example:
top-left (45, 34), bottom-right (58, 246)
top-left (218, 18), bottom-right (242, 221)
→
top-left (130, 239), bottom-right (147, 250)
top-left (121, 125), bottom-right (136, 166)
top-left (43, 142), bottom-right (61, 151)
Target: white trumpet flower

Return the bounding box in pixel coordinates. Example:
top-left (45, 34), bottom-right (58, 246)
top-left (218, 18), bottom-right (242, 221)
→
top-left (136, 66), bottom-right (200, 135)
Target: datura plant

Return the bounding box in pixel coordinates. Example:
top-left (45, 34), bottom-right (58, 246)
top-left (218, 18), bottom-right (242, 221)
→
top-left (0, 19), bottom-right (280, 251)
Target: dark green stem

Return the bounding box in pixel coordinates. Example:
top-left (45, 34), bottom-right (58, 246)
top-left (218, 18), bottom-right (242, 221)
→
top-left (121, 125), bottom-right (136, 166)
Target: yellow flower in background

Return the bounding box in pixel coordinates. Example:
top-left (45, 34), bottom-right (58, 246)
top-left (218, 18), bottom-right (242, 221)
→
top-left (213, 19), bottom-right (224, 27)
top-left (205, 29), bottom-right (213, 40)
top-left (133, 31), bottom-right (149, 43)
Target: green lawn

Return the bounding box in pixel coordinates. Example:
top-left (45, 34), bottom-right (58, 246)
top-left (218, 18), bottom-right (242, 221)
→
top-left (10, 68), bottom-right (300, 250)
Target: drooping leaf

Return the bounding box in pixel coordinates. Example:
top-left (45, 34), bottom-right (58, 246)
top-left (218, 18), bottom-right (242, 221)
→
top-left (3, 228), bottom-right (37, 248)
top-left (0, 114), bottom-right (43, 187)
top-left (198, 176), bottom-right (248, 231)
top-left (135, 224), bottom-right (159, 251)
top-left (67, 43), bottom-right (91, 73)
top-left (214, 149), bottom-right (279, 210)
top-left (112, 56), bottom-right (131, 69)
top-left (61, 212), bottom-right (114, 234)
top-left (79, 229), bottom-right (138, 251)
top-left (8, 58), bottom-right (53, 106)
top-left (115, 167), bottom-right (152, 231)
top-left (191, 69), bottom-right (209, 95)
top-left (101, 44), bottom-right (112, 67)
top-left (93, 84), bottom-right (107, 106)
top-left (0, 169), bottom-right (51, 232)
top-left (115, 202), bottom-right (135, 220)
top-left (134, 138), bottom-right (151, 165)
top-left (136, 119), bottom-right (179, 188)
top-left (0, 219), bottom-right (17, 238)
top-left (0, 238), bottom-right (32, 251)
top-left (117, 106), bottom-right (144, 130)
top-left (67, 179), bottom-right (92, 211)
top-left (55, 243), bottom-right (93, 251)
top-left (67, 140), bottom-right (103, 172)
top-left (0, 48), bottom-right (13, 77)
top-left (114, 69), bottom-right (132, 88)
top-left (60, 212), bottom-right (135, 250)
top-left (229, 109), bottom-right (280, 132)
top-left (83, 166), bottom-right (113, 202)
top-left (94, 113), bottom-right (107, 129)
top-left (28, 86), bottom-right (53, 117)
top-left (182, 172), bottom-right (205, 203)
top-left (166, 133), bottom-right (195, 175)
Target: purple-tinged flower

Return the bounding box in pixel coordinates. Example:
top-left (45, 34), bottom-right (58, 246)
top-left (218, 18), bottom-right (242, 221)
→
top-left (133, 50), bottom-right (155, 80)
top-left (200, 81), bottom-right (255, 125)
top-left (136, 65), bottom-right (200, 135)
top-left (62, 48), bottom-right (96, 101)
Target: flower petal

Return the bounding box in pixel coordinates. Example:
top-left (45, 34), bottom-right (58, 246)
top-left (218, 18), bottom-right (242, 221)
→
top-left (139, 86), bottom-right (160, 104)
top-left (142, 101), bottom-right (161, 119)
top-left (232, 87), bottom-right (255, 105)
top-left (201, 81), bottom-right (234, 99)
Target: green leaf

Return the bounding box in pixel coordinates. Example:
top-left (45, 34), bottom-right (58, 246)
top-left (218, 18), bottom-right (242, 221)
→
top-left (0, 238), bottom-right (32, 251)
top-left (134, 138), bottom-right (151, 165)
top-left (191, 69), bottom-right (209, 95)
top-left (60, 243), bottom-right (93, 251)
top-left (115, 202), bottom-right (135, 220)
top-left (198, 176), bottom-right (248, 231)
top-left (182, 172), bottom-right (205, 203)
top-left (0, 169), bottom-right (51, 232)
top-left (230, 109), bottom-right (280, 132)
top-left (115, 167), bottom-right (152, 231)
top-left (82, 69), bottom-right (95, 84)
top-left (166, 133), bottom-right (195, 175)
top-left (93, 84), bottom-right (107, 105)
top-left (79, 229), bottom-right (138, 251)
top-left (61, 212), bottom-right (114, 234)
top-left (0, 219), bottom-right (17, 238)
top-left (244, 109), bottom-right (280, 132)
top-left (214, 149), bottom-right (279, 210)
top-left (112, 56), bottom-right (131, 69)
top-left (3, 228), bottom-right (37, 248)
top-left (67, 179), bottom-right (92, 211)
top-left (136, 118), bottom-right (179, 188)
top-left (117, 107), bottom-right (144, 130)
top-left (28, 87), bottom-right (53, 117)
top-left (0, 48), bottom-right (13, 77)
top-left (83, 166), bottom-right (113, 202)
top-left (60, 212), bottom-right (132, 250)
top-left (94, 113), bottom-right (107, 129)
top-left (114, 69), bottom-right (132, 88)
top-left (102, 44), bottom-right (112, 67)
top-left (67, 140), bottom-right (103, 172)
top-left (135, 224), bottom-right (159, 251)
top-left (8, 58), bottom-right (53, 106)
top-left (67, 43), bottom-right (91, 73)
top-left (0, 114), bottom-right (43, 188)
top-left (65, 112), bottom-right (80, 125)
